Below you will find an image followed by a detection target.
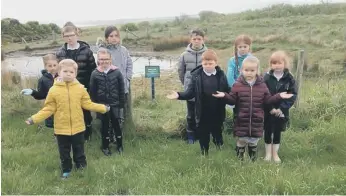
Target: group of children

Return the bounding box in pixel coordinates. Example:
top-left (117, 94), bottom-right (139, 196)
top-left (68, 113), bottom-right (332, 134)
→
top-left (21, 23), bottom-right (133, 179)
top-left (172, 30), bottom-right (297, 162)
top-left (21, 24), bottom-right (297, 179)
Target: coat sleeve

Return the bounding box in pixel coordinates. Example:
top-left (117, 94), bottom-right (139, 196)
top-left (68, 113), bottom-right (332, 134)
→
top-left (177, 74), bottom-right (195, 100)
top-left (81, 88), bottom-right (107, 113)
top-left (88, 50), bottom-right (97, 73)
top-left (89, 71), bottom-right (97, 102)
top-left (223, 85), bottom-right (238, 105)
top-left (55, 48), bottom-right (66, 62)
top-left (177, 53), bottom-right (186, 85)
top-left (125, 48), bottom-right (133, 81)
top-left (117, 71), bottom-right (125, 108)
top-left (280, 78), bottom-right (298, 109)
top-left (31, 77), bottom-right (47, 100)
top-left (226, 58), bottom-right (236, 87)
top-left (264, 85), bottom-right (282, 105)
top-left (31, 90), bottom-right (57, 123)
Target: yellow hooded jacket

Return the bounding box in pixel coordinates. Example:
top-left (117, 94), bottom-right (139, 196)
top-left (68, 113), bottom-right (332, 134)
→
top-left (31, 79), bottom-right (107, 136)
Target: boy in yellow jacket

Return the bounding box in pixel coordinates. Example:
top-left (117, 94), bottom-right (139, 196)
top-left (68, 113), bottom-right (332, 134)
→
top-left (25, 59), bottom-right (110, 179)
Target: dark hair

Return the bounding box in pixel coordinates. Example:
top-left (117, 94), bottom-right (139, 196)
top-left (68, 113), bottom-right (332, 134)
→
top-left (190, 29), bottom-right (205, 38)
top-left (104, 26), bottom-right (120, 38)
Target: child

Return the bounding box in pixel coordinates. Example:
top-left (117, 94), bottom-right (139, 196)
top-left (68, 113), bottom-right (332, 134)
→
top-left (96, 26), bottom-right (133, 125)
top-left (56, 24), bottom-right (97, 141)
top-left (167, 49), bottom-right (229, 155)
top-left (25, 59), bottom-right (109, 179)
top-left (89, 48), bottom-right (125, 156)
top-left (177, 29), bottom-right (208, 144)
top-left (20, 54), bottom-right (58, 128)
top-left (226, 34), bottom-right (252, 87)
top-left (212, 56), bottom-right (294, 161)
top-left (263, 51), bottom-right (297, 163)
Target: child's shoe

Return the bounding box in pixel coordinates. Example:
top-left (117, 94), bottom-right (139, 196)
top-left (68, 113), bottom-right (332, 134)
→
top-left (264, 143), bottom-right (272, 161)
top-left (101, 148), bottom-right (112, 156)
top-left (235, 146), bottom-right (245, 161)
top-left (272, 144), bottom-right (281, 163)
top-left (61, 172), bottom-right (70, 179)
top-left (248, 145), bottom-right (258, 162)
top-left (187, 132), bottom-right (195, 144)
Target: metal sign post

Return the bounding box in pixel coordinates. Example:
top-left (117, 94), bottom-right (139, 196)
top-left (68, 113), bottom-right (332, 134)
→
top-left (145, 59), bottom-right (160, 100)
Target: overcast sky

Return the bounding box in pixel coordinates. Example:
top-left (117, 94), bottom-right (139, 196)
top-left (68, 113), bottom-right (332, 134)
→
top-left (1, 0), bottom-right (345, 26)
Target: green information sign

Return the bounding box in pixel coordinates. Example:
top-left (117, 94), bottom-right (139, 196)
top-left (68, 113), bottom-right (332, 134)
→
top-left (145, 66), bottom-right (160, 78)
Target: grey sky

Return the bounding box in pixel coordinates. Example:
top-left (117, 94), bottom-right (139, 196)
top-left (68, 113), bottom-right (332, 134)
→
top-left (1, 0), bottom-right (345, 26)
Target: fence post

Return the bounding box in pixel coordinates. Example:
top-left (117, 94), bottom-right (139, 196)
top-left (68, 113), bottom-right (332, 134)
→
top-left (52, 30), bottom-right (56, 42)
top-left (294, 50), bottom-right (305, 108)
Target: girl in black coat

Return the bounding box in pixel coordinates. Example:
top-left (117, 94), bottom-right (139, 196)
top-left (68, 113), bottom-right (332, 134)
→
top-left (263, 51), bottom-right (298, 163)
top-left (21, 54), bottom-right (58, 128)
top-left (89, 48), bottom-right (125, 156)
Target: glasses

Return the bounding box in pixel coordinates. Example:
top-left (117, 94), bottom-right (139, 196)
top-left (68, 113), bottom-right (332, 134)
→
top-left (98, 59), bottom-right (111, 61)
top-left (63, 34), bottom-right (76, 38)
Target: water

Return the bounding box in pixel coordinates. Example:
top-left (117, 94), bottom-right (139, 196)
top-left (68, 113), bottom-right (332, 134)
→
top-left (2, 54), bottom-right (177, 78)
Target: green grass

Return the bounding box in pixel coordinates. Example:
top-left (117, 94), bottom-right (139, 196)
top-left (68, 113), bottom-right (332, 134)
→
top-left (2, 74), bottom-right (346, 194)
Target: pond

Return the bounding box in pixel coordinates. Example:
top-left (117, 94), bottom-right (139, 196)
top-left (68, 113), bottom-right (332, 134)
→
top-left (2, 54), bottom-right (177, 78)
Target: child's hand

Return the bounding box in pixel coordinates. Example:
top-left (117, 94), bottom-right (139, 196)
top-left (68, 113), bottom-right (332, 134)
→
top-left (212, 91), bottom-right (225, 98)
top-left (279, 92), bottom-right (294, 99)
top-left (276, 109), bottom-right (283, 117)
top-left (25, 118), bottom-right (34, 125)
top-left (21, 89), bottom-right (33, 95)
top-left (270, 109), bottom-right (277, 115)
top-left (105, 105), bottom-right (110, 112)
top-left (166, 91), bottom-right (179, 99)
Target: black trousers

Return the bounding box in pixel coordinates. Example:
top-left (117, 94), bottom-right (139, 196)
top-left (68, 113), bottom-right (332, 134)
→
top-left (56, 132), bottom-right (86, 173)
top-left (100, 108), bottom-right (123, 149)
top-left (198, 121), bottom-right (223, 152)
top-left (186, 101), bottom-right (197, 137)
top-left (83, 109), bottom-right (93, 139)
top-left (264, 117), bottom-right (285, 144)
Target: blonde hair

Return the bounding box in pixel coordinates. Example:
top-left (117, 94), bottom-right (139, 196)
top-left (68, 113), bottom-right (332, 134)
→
top-left (58, 59), bottom-right (78, 72)
top-left (97, 48), bottom-right (112, 57)
top-left (242, 56), bottom-right (261, 74)
top-left (42, 54), bottom-right (57, 66)
top-left (269, 50), bottom-right (290, 70)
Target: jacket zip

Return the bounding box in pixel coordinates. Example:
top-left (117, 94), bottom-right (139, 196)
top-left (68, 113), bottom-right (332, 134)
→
top-left (249, 84), bottom-right (253, 137)
top-left (67, 84), bottom-right (73, 135)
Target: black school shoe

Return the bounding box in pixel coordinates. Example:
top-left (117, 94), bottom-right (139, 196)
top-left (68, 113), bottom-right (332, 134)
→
top-left (101, 148), bottom-right (112, 156)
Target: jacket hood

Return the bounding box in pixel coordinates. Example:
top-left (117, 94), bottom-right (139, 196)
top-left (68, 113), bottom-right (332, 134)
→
top-left (96, 37), bottom-right (120, 49)
top-left (96, 65), bottom-right (118, 72)
top-left (185, 43), bottom-right (207, 55)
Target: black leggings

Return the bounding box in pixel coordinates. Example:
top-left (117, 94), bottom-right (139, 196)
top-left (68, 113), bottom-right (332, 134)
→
top-left (264, 125), bottom-right (282, 144)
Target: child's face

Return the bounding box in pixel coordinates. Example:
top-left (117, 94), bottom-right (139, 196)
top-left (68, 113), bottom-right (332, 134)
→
top-left (63, 31), bottom-right (78, 46)
top-left (202, 59), bottom-right (217, 73)
top-left (106, 30), bottom-right (120, 45)
top-left (59, 66), bottom-right (76, 82)
top-left (45, 60), bottom-right (58, 75)
top-left (241, 62), bottom-right (258, 81)
top-left (190, 34), bottom-right (204, 49)
top-left (97, 53), bottom-right (112, 69)
top-left (237, 42), bottom-right (250, 56)
top-left (271, 60), bottom-right (285, 72)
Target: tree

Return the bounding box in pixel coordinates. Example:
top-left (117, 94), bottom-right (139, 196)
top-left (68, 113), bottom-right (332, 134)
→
top-left (120, 23), bottom-right (139, 32)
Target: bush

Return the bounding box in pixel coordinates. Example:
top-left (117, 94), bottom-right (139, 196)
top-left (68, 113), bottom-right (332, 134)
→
top-left (152, 36), bottom-right (190, 51)
top-left (120, 23), bottom-right (139, 32)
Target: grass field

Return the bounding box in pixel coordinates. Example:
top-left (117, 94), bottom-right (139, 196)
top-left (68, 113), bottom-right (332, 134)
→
top-left (2, 3), bottom-right (346, 194)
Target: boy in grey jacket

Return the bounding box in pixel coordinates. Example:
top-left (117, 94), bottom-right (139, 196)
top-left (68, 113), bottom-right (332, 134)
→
top-left (177, 29), bottom-right (207, 144)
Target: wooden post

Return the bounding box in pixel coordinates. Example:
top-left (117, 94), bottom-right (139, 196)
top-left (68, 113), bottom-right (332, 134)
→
top-left (294, 50), bottom-right (305, 108)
